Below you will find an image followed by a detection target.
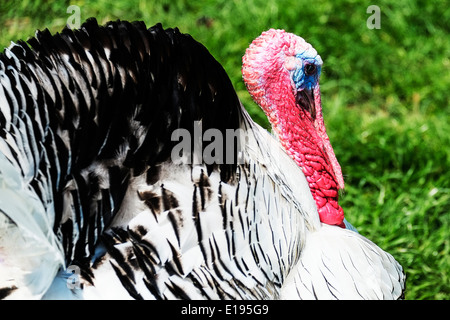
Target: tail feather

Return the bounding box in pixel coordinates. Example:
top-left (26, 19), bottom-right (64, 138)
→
top-left (280, 224), bottom-right (405, 299)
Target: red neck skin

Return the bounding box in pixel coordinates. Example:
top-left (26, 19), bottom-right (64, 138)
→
top-left (244, 70), bottom-right (345, 227)
top-left (288, 86), bottom-right (344, 227)
top-left (242, 29), bottom-right (345, 227)
top-left (274, 85), bottom-right (345, 227)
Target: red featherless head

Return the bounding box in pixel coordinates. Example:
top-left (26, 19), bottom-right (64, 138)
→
top-left (243, 29), bottom-right (345, 227)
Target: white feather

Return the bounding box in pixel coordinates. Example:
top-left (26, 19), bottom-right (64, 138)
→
top-left (0, 153), bottom-right (64, 299)
top-left (280, 223), bottom-right (405, 299)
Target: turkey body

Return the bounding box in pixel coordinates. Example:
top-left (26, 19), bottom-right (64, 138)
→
top-left (0, 19), bottom-right (404, 299)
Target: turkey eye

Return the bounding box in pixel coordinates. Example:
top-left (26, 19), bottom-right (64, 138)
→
top-left (304, 64), bottom-right (316, 76)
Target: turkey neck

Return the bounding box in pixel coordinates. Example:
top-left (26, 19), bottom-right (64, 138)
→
top-left (267, 84), bottom-right (345, 227)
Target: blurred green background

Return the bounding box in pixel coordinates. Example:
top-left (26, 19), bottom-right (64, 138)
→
top-left (0, 0), bottom-right (448, 300)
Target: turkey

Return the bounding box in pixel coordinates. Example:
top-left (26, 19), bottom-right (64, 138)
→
top-left (0, 18), bottom-right (405, 299)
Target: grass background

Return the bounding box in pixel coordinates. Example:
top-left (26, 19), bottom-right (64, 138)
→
top-left (0, 0), bottom-right (448, 300)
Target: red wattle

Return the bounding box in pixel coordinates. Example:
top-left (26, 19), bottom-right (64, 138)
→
top-left (317, 201), bottom-right (344, 226)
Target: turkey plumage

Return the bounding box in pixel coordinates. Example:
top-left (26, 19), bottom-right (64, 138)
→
top-left (0, 19), bottom-right (404, 300)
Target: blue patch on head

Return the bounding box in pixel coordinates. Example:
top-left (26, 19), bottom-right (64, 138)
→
top-left (291, 51), bottom-right (322, 91)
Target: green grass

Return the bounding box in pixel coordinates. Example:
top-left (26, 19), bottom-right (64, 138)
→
top-left (0, 0), bottom-right (448, 300)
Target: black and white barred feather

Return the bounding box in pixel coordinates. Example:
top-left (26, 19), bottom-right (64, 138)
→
top-left (0, 19), bottom-right (405, 299)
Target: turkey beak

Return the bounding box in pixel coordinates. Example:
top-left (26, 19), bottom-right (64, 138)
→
top-left (296, 88), bottom-right (316, 120)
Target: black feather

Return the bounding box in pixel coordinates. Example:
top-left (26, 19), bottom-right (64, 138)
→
top-left (0, 18), bottom-right (243, 295)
